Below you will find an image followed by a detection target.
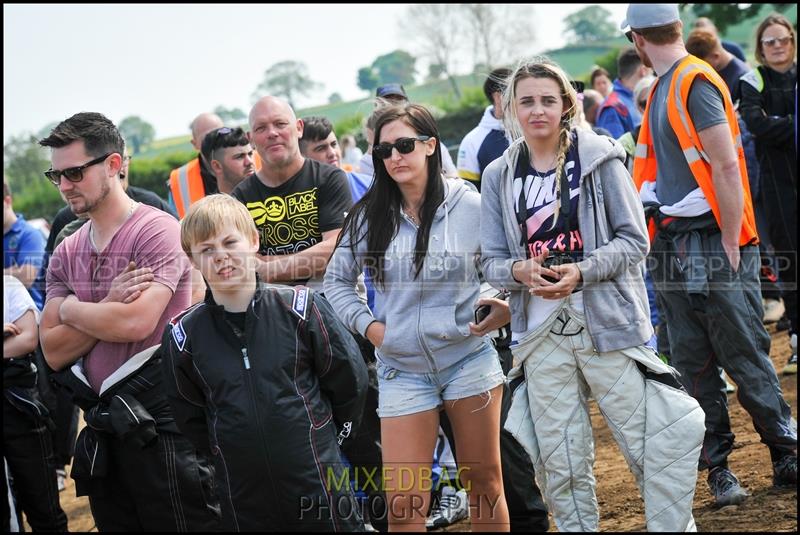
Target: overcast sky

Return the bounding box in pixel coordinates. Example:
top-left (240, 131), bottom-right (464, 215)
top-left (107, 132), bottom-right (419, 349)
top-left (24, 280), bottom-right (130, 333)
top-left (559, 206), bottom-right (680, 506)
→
top-left (4, 4), bottom-right (629, 143)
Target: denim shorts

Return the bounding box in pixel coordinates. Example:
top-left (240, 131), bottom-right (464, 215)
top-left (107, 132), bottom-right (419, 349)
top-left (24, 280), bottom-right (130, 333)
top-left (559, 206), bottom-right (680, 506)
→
top-left (375, 342), bottom-right (505, 418)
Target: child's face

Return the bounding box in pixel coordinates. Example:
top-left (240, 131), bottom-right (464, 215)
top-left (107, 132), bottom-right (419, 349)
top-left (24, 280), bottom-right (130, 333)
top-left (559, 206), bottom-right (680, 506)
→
top-left (191, 224), bottom-right (259, 291)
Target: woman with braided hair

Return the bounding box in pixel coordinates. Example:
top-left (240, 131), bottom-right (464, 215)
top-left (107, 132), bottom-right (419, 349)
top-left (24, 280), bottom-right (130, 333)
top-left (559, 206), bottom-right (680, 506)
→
top-left (480, 57), bottom-right (706, 532)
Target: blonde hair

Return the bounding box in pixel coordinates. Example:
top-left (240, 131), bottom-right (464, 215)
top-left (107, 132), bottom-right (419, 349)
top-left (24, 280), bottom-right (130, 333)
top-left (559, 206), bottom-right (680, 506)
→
top-left (180, 194), bottom-right (258, 257)
top-left (502, 56), bottom-right (578, 230)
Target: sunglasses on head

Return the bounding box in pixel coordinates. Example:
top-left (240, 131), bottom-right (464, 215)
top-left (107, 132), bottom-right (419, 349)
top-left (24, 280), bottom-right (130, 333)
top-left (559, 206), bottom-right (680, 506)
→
top-left (761, 35), bottom-right (792, 48)
top-left (373, 136), bottom-right (431, 159)
top-left (210, 126), bottom-right (233, 143)
top-left (44, 152), bottom-right (115, 186)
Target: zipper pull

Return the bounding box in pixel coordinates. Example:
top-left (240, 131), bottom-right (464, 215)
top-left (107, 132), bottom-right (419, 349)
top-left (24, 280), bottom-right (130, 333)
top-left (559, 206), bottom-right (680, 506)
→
top-left (242, 348), bottom-right (251, 370)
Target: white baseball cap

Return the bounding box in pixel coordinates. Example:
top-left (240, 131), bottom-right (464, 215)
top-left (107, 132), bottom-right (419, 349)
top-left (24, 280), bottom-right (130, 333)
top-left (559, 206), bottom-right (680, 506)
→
top-left (621, 4), bottom-right (680, 31)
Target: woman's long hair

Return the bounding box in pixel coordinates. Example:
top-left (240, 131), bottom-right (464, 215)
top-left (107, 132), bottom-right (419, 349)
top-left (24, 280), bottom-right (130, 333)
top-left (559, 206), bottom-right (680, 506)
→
top-left (336, 103), bottom-right (444, 289)
top-left (501, 57), bottom-right (579, 229)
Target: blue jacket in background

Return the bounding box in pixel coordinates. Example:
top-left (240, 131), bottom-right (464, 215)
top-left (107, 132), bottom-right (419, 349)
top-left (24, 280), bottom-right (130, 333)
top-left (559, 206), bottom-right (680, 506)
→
top-left (3, 214), bottom-right (45, 309)
top-left (596, 79), bottom-right (641, 139)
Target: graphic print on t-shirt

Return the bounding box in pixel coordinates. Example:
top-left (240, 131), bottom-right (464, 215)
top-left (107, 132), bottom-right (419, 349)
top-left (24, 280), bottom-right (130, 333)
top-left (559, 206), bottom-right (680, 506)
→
top-left (513, 149), bottom-right (584, 261)
top-left (245, 187), bottom-right (321, 255)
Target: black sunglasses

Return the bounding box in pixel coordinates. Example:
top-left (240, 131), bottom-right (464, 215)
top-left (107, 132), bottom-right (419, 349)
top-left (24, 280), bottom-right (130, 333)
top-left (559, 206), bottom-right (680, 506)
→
top-left (45, 152), bottom-right (115, 186)
top-left (373, 136), bottom-right (431, 159)
top-left (625, 30), bottom-right (634, 43)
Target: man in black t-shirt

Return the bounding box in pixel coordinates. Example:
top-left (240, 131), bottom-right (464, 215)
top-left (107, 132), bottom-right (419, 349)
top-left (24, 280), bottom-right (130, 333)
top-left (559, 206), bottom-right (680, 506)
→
top-left (231, 96), bottom-right (352, 290)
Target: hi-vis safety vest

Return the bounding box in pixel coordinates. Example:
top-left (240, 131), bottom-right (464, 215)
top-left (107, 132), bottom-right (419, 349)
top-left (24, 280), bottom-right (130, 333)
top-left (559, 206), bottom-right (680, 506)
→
top-left (633, 55), bottom-right (758, 246)
top-left (169, 158), bottom-right (205, 219)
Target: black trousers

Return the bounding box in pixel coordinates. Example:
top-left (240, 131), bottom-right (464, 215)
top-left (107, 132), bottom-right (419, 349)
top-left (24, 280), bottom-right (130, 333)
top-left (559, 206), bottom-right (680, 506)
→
top-left (650, 235), bottom-right (796, 469)
top-left (340, 332), bottom-right (387, 532)
top-left (87, 431), bottom-right (221, 532)
top-left (51, 387), bottom-right (79, 470)
top-left (2, 393), bottom-right (67, 531)
top-left (760, 164), bottom-right (797, 335)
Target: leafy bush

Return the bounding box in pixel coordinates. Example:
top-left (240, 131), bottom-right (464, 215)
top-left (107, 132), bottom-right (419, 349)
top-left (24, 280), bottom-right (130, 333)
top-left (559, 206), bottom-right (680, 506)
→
top-left (437, 107), bottom-right (485, 150)
top-left (333, 113), bottom-right (368, 152)
top-left (128, 151), bottom-right (196, 199)
top-left (13, 179), bottom-right (64, 222)
top-left (432, 86), bottom-right (486, 115)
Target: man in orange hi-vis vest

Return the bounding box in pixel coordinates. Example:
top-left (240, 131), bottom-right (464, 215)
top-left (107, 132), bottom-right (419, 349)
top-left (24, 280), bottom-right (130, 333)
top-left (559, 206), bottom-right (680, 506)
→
top-left (167, 112), bottom-right (224, 219)
top-left (624, 3), bottom-right (797, 509)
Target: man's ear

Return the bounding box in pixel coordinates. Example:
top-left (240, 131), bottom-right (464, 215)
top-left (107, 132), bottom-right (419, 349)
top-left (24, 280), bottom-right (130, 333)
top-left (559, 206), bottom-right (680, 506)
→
top-left (210, 159), bottom-right (223, 177)
top-left (107, 152), bottom-right (123, 177)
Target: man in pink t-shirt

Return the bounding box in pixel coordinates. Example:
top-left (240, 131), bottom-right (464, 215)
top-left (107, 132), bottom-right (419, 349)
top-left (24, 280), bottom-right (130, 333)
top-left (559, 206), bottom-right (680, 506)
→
top-left (39, 112), bottom-right (220, 531)
top-left (47, 205), bottom-right (191, 391)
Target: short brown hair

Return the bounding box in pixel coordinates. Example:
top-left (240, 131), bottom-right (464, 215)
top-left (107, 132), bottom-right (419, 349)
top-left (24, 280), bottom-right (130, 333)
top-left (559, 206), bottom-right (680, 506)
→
top-left (617, 47), bottom-right (643, 79)
top-left (180, 194), bottom-right (258, 258)
top-left (754, 13), bottom-right (796, 66)
top-left (590, 66), bottom-right (611, 87)
top-left (636, 21), bottom-right (683, 46)
top-left (39, 112), bottom-right (124, 158)
top-left (686, 29), bottom-right (720, 60)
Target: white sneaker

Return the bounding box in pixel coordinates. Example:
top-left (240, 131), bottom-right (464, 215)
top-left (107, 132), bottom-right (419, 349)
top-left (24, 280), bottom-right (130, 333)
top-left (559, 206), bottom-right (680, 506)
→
top-left (783, 334), bottom-right (797, 375)
top-left (721, 370), bottom-right (736, 394)
top-left (763, 298), bottom-right (785, 324)
top-left (426, 486), bottom-right (468, 529)
top-left (56, 469), bottom-right (66, 492)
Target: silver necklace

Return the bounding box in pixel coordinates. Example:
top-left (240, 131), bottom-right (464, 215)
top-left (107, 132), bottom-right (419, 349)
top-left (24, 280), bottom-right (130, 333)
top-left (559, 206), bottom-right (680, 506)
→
top-left (531, 153), bottom-right (558, 180)
top-left (90, 200), bottom-right (137, 250)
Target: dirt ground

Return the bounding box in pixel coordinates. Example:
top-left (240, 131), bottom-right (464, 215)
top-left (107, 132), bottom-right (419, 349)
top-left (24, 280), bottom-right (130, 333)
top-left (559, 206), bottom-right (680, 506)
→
top-left (50, 325), bottom-right (797, 532)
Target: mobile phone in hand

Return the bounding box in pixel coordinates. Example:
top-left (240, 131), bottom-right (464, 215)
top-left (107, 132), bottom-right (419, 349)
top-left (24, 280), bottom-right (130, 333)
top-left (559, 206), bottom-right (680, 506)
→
top-left (474, 304), bottom-right (491, 325)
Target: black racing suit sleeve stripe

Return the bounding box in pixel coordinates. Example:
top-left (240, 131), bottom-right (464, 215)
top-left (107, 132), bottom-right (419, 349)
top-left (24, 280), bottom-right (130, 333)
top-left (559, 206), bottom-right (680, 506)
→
top-left (160, 325), bottom-right (212, 456)
top-left (306, 293), bottom-right (369, 443)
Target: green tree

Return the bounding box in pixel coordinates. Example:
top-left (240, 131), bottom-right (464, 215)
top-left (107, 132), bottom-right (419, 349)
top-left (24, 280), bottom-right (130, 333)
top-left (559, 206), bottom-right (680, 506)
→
top-left (681, 3), bottom-right (793, 34)
top-left (118, 116), bottom-right (156, 155)
top-left (372, 50), bottom-right (417, 86)
top-left (213, 105), bottom-right (246, 124)
top-left (564, 6), bottom-right (616, 44)
top-left (328, 92), bottom-right (343, 104)
top-left (593, 48), bottom-right (622, 81)
top-left (426, 63), bottom-right (446, 82)
top-left (252, 60), bottom-right (323, 109)
top-left (357, 66), bottom-right (379, 93)
top-left (4, 132), bottom-right (51, 190)
top-left (3, 133), bottom-right (58, 219)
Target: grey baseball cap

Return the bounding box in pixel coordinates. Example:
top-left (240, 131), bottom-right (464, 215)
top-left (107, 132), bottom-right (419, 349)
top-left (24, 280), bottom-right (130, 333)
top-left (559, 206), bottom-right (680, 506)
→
top-left (620, 4), bottom-right (680, 30)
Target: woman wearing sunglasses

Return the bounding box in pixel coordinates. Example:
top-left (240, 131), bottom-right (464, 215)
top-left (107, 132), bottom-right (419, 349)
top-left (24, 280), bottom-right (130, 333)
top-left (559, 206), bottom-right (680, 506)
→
top-left (324, 103), bottom-right (510, 531)
top-left (739, 12), bottom-right (798, 375)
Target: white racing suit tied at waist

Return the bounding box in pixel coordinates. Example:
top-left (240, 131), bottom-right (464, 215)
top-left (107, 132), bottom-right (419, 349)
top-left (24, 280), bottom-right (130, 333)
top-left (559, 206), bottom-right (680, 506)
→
top-left (504, 303), bottom-right (705, 532)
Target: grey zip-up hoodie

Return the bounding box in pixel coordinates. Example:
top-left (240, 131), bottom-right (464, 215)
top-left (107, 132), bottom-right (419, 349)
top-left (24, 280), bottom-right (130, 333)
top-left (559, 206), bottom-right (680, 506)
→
top-left (481, 128), bottom-right (653, 352)
top-left (324, 178), bottom-right (484, 373)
